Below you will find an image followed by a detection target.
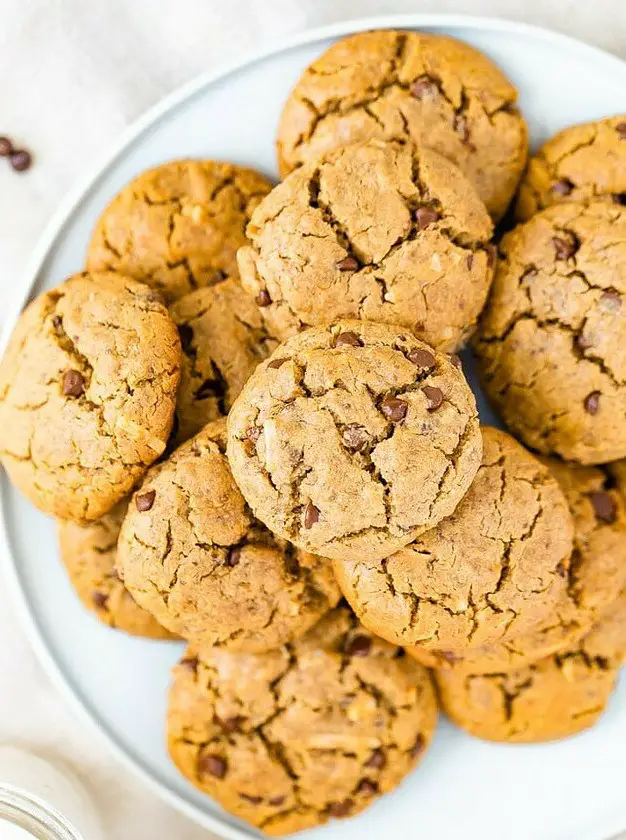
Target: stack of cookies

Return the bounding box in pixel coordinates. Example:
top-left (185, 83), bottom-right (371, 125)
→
top-left (1, 28), bottom-right (626, 836)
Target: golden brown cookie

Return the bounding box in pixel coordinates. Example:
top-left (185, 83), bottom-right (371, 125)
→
top-left (86, 160), bottom-right (273, 303)
top-left (435, 589), bottom-right (626, 743)
top-left (168, 606), bottom-right (437, 835)
top-left (0, 272), bottom-right (181, 522)
top-left (276, 30), bottom-right (527, 220)
top-left (335, 427), bottom-right (574, 655)
top-left (475, 201), bottom-right (626, 464)
top-left (227, 321), bottom-right (482, 563)
top-left (516, 115), bottom-right (626, 221)
top-left (57, 501), bottom-right (175, 639)
top-left (239, 139), bottom-right (494, 351)
top-left (170, 277), bottom-right (277, 444)
top-left (117, 419), bottom-right (339, 652)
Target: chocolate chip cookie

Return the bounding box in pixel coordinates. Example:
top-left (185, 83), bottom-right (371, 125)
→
top-left (335, 427), bottom-right (574, 654)
top-left (87, 160), bottom-right (273, 303)
top-left (117, 419), bottom-right (339, 652)
top-left (516, 115), bottom-right (626, 221)
top-left (168, 606), bottom-right (437, 835)
top-left (238, 139), bottom-right (494, 351)
top-left (0, 272), bottom-right (181, 522)
top-left (276, 30), bottom-right (528, 220)
top-left (58, 501), bottom-right (175, 639)
top-left (475, 201), bottom-right (626, 464)
top-left (227, 321), bottom-right (482, 563)
top-left (170, 277), bottom-right (277, 444)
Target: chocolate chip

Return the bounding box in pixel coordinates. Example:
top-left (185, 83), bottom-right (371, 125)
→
top-left (62, 370), bottom-right (85, 397)
top-left (410, 76), bottom-right (438, 99)
top-left (407, 348), bottom-right (436, 369)
top-left (341, 424), bottom-right (369, 452)
top-left (415, 207), bottom-right (440, 230)
top-left (269, 796), bottom-right (286, 807)
top-left (335, 331), bottom-right (363, 348)
top-left (303, 502), bottom-right (320, 529)
top-left (268, 358), bottom-right (288, 369)
top-left (450, 354), bottom-right (462, 370)
top-left (409, 734), bottom-right (425, 758)
top-left (178, 324), bottom-right (194, 351)
top-left (328, 799), bottom-right (353, 818)
top-left (180, 656), bottom-right (198, 673)
top-left (556, 559), bottom-right (569, 578)
top-left (466, 254), bottom-right (474, 271)
top-left (336, 256), bottom-right (359, 272)
top-left (414, 320), bottom-right (426, 334)
top-left (256, 289), bottom-right (271, 307)
top-left (225, 546), bottom-right (241, 567)
top-left (454, 115), bottom-right (472, 145)
top-left (485, 244), bottom-right (497, 267)
top-left (552, 234), bottom-right (578, 260)
top-left (584, 391), bottom-right (601, 415)
top-left (239, 793), bottom-right (263, 804)
top-left (356, 779), bottom-right (378, 796)
top-left (91, 591), bottom-right (108, 609)
top-left (0, 137), bottom-right (13, 156)
top-left (344, 634), bottom-right (372, 657)
top-left (551, 178), bottom-right (574, 196)
top-left (600, 290), bottom-right (622, 311)
top-left (198, 754), bottom-right (227, 779)
top-left (364, 749), bottom-right (386, 769)
top-left (381, 396), bottom-right (408, 422)
top-left (220, 715), bottom-right (246, 733)
top-left (10, 150), bottom-right (32, 172)
top-left (613, 193), bottom-right (626, 206)
top-left (135, 490), bottom-right (156, 512)
top-left (616, 122), bottom-right (626, 140)
top-left (590, 491), bottom-right (617, 524)
top-left (423, 385), bottom-right (444, 411)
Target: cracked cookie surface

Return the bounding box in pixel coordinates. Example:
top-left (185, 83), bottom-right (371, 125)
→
top-left (117, 419), bottom-right (339, 652)
top-left (474, 201), bottom-right (626, 464)
top-left (238, 139), bottom-right (494, 351)
top-left (170, 277), bottom-right (277, 444)
top-left (58, 500), bottom-right (176, 639)
top-left (435, 589), bottom-right (626, 743)
top-left (276, 30), bottom-right (527, 220)
top-left (87, 160), bottom-right (273, 303)
top-left (516, 115), bottom-right (626, 221)
top-left (167, 605), bottom-right (437, 835)
top-left (226, 321), bottom-right (482, 563)
top-left (0, 272), bottom-right (181, 522)
top-left (335, 427), bottom-right (574, 653)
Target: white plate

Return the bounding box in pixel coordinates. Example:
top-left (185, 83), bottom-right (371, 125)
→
top-left (3, 13), bottom-right (626, 840)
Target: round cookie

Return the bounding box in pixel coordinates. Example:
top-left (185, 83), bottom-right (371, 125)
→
top-left (435, 589), bottom-right (626, 743)
top-left (117, 419), bottom-right (340, 652)
top-left (57, 501), bottom-right (175, 639)
top-left (334, 427), bottom-right (574, 653)
top-left (0, 272), bottom-right (181, 522)
top-left (227, 321), bottom-right (482, 563)
top-left (475, 201), bottom-right (626, 464)
top-left (87, 160), bottom-right (273, 303)
top-left (276, 30), bottom-right (528, 220)
top-left (168, 606), bottom-right (437, 835)
top-left (170, 277), bottom-right (277, 444)
top-left (239, 139), bottom-right (494, 351)
top-left (516, 115), bottom-right (626, 221)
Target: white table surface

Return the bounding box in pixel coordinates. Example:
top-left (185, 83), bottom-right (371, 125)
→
top-left (1, 1), bottom-right (626, 838)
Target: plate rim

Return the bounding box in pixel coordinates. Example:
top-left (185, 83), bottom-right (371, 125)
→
top-left (2, 12), bottom-right (626, 840)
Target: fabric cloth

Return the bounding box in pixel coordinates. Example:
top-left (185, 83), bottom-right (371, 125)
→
top-left (0, 1), bottom-right (625, 837)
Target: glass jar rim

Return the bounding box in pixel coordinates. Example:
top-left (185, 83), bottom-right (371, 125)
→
top-left (0, 785), bottom-right (85, 840)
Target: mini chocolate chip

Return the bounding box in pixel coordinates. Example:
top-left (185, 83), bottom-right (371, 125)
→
top-left (335, 331), bottom-right (363, 348)
top-left (450, 354), bottom-right (462, 370)
top-left (10, 150), bottom-right (32, 172)
top-left (423, 385), bottom-right (444, 411)
top-left (328, 799), bottom-right (353, 818)
top-left (409, 734), bottom-right (425, 758)
top-left (256, 289), bottom-right (271, 307)
top-left (407, 348), bottom-right (436, 369)
top-left (269, 796), bottom-right (286, 807)
top-left (356, 779), bottom-right (378, 796)
top-left (551, 178), bottom-right (574, 196)
top-left (268, 358), bottom-right (288, 369)
top-left (198, 754), bottom-right (227, 779)
top-left (336, 256), bottom-right (359, 271)
top-left (239, 793), bottom-right (263, 804)
top-left (221, 715), bottom-right (246, 733)
top-left (92, 591), bottom-right (108, 609)
top-left (552, 234), bottom-right (578, 260)
top-left (590, 491), bottom-right (617, 524)
top-left (62, 369), bottom-right (85, 397)
top-left (584, 391), bottom-right (601, 415)
top-left (225, 546), bottom-right (241, 567)
top-left (0, 137), bottom-right (13, 156)
top-left (600, 290), bottom-right (622, 311)
top-left (345, 634), bottom-right (372, 657)
top-left (410, 76), bottom-right (438, 99)
top-left (381, 396), bottom-right (408, 422)
top-left (304, 502), bottom-right (320, 529)
top-left (135, 490), bottom-right (156, 512)
top-left (180, 656), bottom-right (199, 673)
top-left (485, 244), bottom-right (497, 267)
top-left (613, 193), bottom-right (626, 206)
top-left (364, 749), bottom-right (386, 769)
top-left (177, 324), bottom-right (194, 351)
top-left (616, 122), bottom-right (626, 140)
top-left (246, 426), bottom-right (261, 442)
top-left (52, 315), bottom-right (62, 329)
top-left (466, 254), bottom-right (474, 270)
top-left (415, 207), bottom-right (440, 230)
top-left (341, 424), bottom-right (369, 452)
top-left (556, 559), bottom-right (569, 578)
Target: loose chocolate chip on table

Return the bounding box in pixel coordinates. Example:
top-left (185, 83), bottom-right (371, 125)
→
top-left (551, 178), bottom-right (574, 196)
top-left (344, 634), bottom-right (372, 657)
top-left (409, 734), bottom-right (425, 758)
top-left (198, 754), bottom-right (227, 779)
top-left (239, 793), bottom-right (263, 804)
top-left (341, 424), bottom-right (369, 452)
top-left (10, 150), bottom-right (32, 172)
top-left (135, 490), bottom-right (156, 512)
top-left (328, 799), bottom-right (353, 818)
top-left (410, 76), bottom-right (438, 99)
top-left (356, 779), bottom-right (378, 796)
top-left (178, 324), bottom-right (194, 351)
top-left (364, 749), bottom-right (386, 769)
top-left (600, 290), bottom-right (622, 311)
top-left (256, 289), bottom-right (271, 306)
top-left (381, 396), bottom-right (408, 422)
top-left (335, 330), bottom-right (363, 348)
top-left (336, 256), bottom-right (359, 272)
top-left (225, 546), bottom-right (241, 567)
top-left (91, 591), bottom-right (108, 609)
top-left (423, 385), bottom-right (444, 411)
top-left (415, 207), bottom-right (440, 230)
top-left (616, 122), bottom-right (626, 140)
top-left (180, 656), bottom-right (199, 673)
top-left (62, 369), bottom-right (85, 397)
top-left (0, 136), bottom-right (13, 156)
top-left (304, 502), bottom-right (320, 529)
top-left (407, 348), bottom-right (436, 369)
top-left (590, 491), bottom-right (617, 524)
top-left (269, 796), bottom-right (286, 807)
top-left (584, 391), bottom-right (601, 415)
top-left (268, 358), bottom-right (288, 369)
top-left (552, 234), bottom-right (578, 260)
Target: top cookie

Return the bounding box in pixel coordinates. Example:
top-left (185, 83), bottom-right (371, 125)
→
top-left (276, 30), bottom-right (528, 220)
top-left (227, 321), bottom-right (482, 563)
top-left (86, 160), bottom-right (273, 303)
top-left (475, 201), bottom-right (626, 464)
top-left (238, 139), bottom-right (494, 351)
top-left (516, 115), bottom-right (626, 221)
top-left (0, 272), bottom-right (181, 522)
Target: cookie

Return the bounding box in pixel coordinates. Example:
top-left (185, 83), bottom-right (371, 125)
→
top-left (227, 321), bottom-right (482, 563)
top-left (0, 272), bottom-right (181, 522)
top-left (167, 606), bottom-right (437, 835)
top-left (87, 160), bottom-right (273, 303)
top-left (475, 201), bottom-right (626, 464)
top-left (276, 30), bottom-right (527, 220)
top-left (516, 115), bottom-right (626, 221)
top-left (335, 427), bottom-right (573, 654)
top-left (238, 139), bottom-right (494, 351)
top-left (117, 419), bottom-right (339, 652)
top-left (435, 589), bottom-right (626, 743)
top-left (57, 501), bottom-right (175, 639)
top-left (170, 277), bottom-right (277, 444)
